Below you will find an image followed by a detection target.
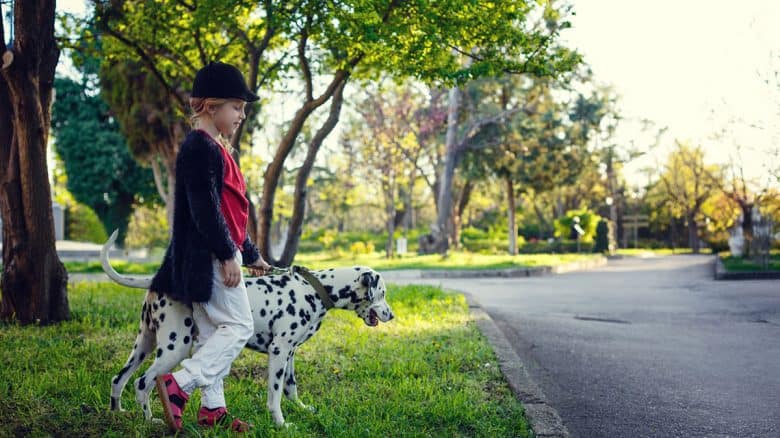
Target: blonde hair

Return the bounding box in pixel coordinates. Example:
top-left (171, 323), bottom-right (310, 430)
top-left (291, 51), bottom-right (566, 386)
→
top-left (189, 97), bottom-right (236, 154)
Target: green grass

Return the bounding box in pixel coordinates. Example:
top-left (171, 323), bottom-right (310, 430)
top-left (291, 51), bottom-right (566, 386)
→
top-left (66, 250), bottom-right (602, 275)
top-left (0, 282), bottom-right (530, 437)
top-left (719, 250), bottom-right (780, 272)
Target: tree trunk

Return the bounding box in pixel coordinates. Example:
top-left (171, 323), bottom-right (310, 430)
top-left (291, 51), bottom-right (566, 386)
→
top-left (507, 177), bottom-right (517, 255)
top-left (385, 183), bottom-right (396, 258)
top-left (0, 0), bottom-right (69, 325)
top-left (451, 179), bottom-right (473, 250)
top-left (740, 202), bottom-right (754, 258)
top-left (434, 85), bottom-right (462, 255)
top-left (278, 80), bottom-right (347, 266)
top-left (687, 213), bottom-right (700, 254)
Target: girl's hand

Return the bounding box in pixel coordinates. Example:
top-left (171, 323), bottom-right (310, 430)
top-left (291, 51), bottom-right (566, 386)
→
top-left (247, 257), bottom-right (273, 276)
top-left (219, 258), bottom-right (242, 288)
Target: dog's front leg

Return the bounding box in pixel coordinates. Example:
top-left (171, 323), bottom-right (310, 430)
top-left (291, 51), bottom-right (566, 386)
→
top-left (283, 351), bottom-right (315, 412)
top-left (267, 341), bottom-right (292, 427)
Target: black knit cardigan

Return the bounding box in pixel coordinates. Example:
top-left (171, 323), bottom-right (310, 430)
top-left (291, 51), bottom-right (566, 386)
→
top-left (150, 129), bottom-right (260, 305)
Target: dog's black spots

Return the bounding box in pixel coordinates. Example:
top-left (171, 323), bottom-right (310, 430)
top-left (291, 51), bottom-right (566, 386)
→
top-left (288, 339), bottom-right (293, 344)
top-left (169, 331), bottom-right (177, 341)
top-left (354, 267), bottom-right (361, 270)
top-left (277, 298), bottom-right (283, 306)
top-left (286, 303), bottom-right (296, 316)
top-left (281, 331), bottom-right (287, 338)
top-left (145, 315), bottom-right (150, 326)
top-left (110, 396), bottom-right (118, 410)
top-left (320, 273), bottom-right (327, 279)
top-left (338, 285), bottom-right (352, 299)
top-left (328, 268), bottom-right (334, 271)
top-left (284, 388), bottom-right (289, 396)
top-left (305, 295), bottom-right (317, 311)
top-left (291, 322), bottom-right (298, 330)
top-left (138, 376), bottom-right (147, 390)
top-left (289, 290), bottom-right (296, 303)
top-left (256, 334), bottom-right (264, 345)
top-left (159, 298), bottom-right (166, 307)
top-left (274, 383), bottom-right (279, 390)
top-left (275, 368), bottom-right (284, 379)
top-left (260, 308), bottom-right (266, 317)
top-left (139, 352), bottom-right (146, 361)
top-left (277, 291), bottom-right (282, 295)
top-left (290, 331), bottom-right (295, 336)
top-left (152, 302), bottom-right (158, 311)
top-left (116, 360), bottom-right (132, 382)
top-left (265, 300), bottom-right (269, 306)
top-left (159, 313), bottom-right (165, 322)
top-left (156, 348), bottom-right (163, 358)
top-left (133, 343), bottom-right (137, 350)
top-left (256, 278), bottom-right (268, 286)
top-left (270, 275), bottom-right (291, 289)
top-left (286, 374), bottom-right (296, 385)
top-left (331, 275), bottom-right (334, 278)
top-left (183, 336), bottom-right (190, 344)
top-left (112, 376), bottom-right (119, 384)
top-left (167, 344), bottom-right (175, 350)
top-left (184, 317), bottom-right (193, 327)
top-left (272, 346), bottom-right (280, 355)
top-left (315, 321), bottom-right (322, 331)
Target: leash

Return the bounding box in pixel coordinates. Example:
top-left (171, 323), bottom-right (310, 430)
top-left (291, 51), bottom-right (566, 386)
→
top-left (256, 264), bottom-right (335, 310)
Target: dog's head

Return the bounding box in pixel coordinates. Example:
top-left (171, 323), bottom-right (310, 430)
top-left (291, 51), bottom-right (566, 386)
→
top-left (354, 269), bottom-right (394, 327)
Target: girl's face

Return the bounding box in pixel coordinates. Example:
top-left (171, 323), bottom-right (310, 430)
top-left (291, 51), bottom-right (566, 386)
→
top-left (210, 99), bottom-right (246, 137)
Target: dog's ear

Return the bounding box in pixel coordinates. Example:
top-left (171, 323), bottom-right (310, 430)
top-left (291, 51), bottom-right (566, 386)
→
top-left (360, 271), bottom-right (377, 300)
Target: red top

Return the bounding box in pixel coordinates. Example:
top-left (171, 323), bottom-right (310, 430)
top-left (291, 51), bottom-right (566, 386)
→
top-left (197, 130), bottom-right (248, 250)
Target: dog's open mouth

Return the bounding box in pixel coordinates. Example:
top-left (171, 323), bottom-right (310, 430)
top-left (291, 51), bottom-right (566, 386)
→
top-left (366, 309), bottom-right (379, 327)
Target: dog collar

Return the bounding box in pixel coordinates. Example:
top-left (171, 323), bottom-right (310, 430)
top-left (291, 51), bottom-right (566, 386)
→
top-left (292, 265), bottom-right (335, 310)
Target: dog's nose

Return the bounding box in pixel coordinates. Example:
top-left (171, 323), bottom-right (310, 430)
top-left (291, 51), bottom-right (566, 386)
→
top-left (387, 311), bottom-right (395, 321)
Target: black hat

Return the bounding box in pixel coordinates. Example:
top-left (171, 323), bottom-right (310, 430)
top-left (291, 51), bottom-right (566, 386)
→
top-left (191, 61), bottom-right (259, 102)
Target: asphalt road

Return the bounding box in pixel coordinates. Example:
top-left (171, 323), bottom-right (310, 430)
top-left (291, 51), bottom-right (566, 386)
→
top-left (383, 255), bottom-right (780, 438)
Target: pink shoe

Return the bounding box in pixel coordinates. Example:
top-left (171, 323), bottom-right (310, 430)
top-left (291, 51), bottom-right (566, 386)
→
top-left (198, 406), bottom-right (253, 432)
top-left (156, 373), bottom-right (189, 432)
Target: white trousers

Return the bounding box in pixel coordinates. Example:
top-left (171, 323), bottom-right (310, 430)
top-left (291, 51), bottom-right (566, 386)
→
top-left (172, 249), bottom-right (254, 408)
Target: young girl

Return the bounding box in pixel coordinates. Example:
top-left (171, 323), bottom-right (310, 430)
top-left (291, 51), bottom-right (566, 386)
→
top-left (149, 61), bottom-right (271, 433)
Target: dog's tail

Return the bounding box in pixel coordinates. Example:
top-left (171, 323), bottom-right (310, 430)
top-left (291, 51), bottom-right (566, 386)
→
top-left (101, 229), bottom-right (153, 289)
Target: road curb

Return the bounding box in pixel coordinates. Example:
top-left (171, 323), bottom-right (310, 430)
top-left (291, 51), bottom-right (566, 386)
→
top-left (417, 256), bottom-right (607, 279)
top-left (455, 289), bottom-right (570, 438)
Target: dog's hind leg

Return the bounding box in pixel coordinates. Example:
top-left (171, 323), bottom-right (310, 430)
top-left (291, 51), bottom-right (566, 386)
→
top-left (110, 304), bottom-right (155, 411)
top-left (283, 349), bottom-right (315, 412)
top-left (135, 302), bottom-right (193, 421)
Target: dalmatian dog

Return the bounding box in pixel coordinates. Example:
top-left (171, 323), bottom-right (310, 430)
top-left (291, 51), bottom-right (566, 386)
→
top-left (100, 231), bottom-right (394, 427)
